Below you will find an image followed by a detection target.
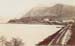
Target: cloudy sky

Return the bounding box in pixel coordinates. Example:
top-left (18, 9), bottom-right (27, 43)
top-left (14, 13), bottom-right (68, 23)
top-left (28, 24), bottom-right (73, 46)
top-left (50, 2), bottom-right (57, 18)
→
top-left (0, 0), bottom-right (74, 20)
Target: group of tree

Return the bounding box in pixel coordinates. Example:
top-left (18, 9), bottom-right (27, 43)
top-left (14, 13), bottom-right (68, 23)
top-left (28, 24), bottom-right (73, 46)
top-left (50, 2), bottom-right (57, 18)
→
top-left (0, 36), bottom-right (24, 46)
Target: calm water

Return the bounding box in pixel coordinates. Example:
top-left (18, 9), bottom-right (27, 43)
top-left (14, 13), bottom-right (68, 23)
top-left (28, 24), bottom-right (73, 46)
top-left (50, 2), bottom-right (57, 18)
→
top-left (0, 24), bottom-right (63, 46)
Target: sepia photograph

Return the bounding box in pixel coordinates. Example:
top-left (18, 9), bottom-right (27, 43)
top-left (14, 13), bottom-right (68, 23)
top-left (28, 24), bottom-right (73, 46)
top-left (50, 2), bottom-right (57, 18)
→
top-left (0, 0), bottom-right (74, 46)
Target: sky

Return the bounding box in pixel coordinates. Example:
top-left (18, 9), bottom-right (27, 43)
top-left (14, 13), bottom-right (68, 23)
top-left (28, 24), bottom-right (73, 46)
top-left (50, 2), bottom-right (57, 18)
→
top-left (0, 0), bottom-right (74, 21)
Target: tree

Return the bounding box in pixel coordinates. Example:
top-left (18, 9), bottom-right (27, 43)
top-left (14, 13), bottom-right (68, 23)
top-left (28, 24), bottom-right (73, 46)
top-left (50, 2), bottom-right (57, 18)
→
top-left (11, 38), bottom-right (24, 46)
top-left (0, 36), bottom-right (6, 46)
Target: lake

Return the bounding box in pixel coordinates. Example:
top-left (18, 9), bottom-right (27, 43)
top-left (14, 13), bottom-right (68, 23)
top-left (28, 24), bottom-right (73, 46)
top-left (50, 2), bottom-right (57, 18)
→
top-left (0, 24), bottom-right (63, 46)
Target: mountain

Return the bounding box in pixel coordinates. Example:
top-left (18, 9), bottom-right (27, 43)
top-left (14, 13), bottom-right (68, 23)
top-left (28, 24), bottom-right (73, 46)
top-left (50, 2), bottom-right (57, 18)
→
top-left (8, 4), bottom-right (75, 24)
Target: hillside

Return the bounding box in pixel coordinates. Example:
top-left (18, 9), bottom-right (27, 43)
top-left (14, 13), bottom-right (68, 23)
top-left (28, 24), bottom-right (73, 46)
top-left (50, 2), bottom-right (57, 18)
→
top-left (8, 4), bottom-right (75, 24)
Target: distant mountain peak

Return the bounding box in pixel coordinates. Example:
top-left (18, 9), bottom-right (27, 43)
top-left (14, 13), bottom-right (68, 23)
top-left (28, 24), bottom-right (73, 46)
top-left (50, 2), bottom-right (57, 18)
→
top-left (8, 4), bottom-right (75, 24)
